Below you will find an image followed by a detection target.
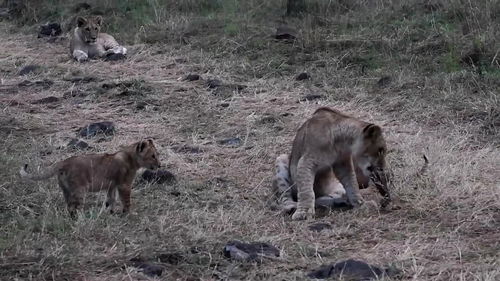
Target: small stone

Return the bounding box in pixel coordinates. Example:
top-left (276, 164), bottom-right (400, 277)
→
top-left (157, 252), bottom-right (185, 265)
top-left (141, 169), bottom-right (176, 184)
top-left (307, 259), bottom-right (392, 280)
top-left (377, 76), bottom-right (392, 88)
top-left (308, 223), bottom-right (332, 232)
top-left (184, 74), bottom-right (201, 81)
top-left (78, 121), bottom-right (115, 138)
top-left (31, 96), bottom-right (60, 104)
top-left (104, 53), bottom-right (126, 61)
top-left (171, 145), bottom-right (204, 154)
top-left (38, 23), bottom-right (62, 38)
top-left (300, 94), bottom-right (325, 102)
top-left (223, 240), bottom-right (280, 262)
top-left (206, 79), bottom-right (223, 89)
top-left (136, 263), bottom-right (163, 277)
top-left (67, 138), bottom-right (90, 150)
top-left (18, 79), bottom-right (54, 89)
top-left (73, 2), bottom-right (91, 13)
top-left (217, 137), bottom-right (241, 147)
top-left (135, 101), bottom-right (147, 110)
top-left (275, 26), bottom-right (298, 40)
top-left (296, 72), bottom-right (310, 81)
top-left (19, 65), bottom-right (40, 76)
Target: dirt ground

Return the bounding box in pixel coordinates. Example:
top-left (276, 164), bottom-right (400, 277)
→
top-left (0, 20), bottom-right (499, 281)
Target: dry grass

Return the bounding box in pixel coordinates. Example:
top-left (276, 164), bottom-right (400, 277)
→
top-left (0, 3), bottom-right (499, 280)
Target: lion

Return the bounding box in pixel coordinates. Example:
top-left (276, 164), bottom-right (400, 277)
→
top-left (70, 15), bottom-right (127, 62)
top-left (272, 107), bottom-right (390, 220)
top-left (20, 139), bottom-right (160, 217)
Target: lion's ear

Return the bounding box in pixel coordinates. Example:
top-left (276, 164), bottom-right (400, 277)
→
top-left (363, 124), bottom-right (382, 139)
top-left (136, 141), bottom-right (147, 153)
top-left (77, 16), bottom-right (87, 27)
top-left (94, 16), bottom-right (103, 26)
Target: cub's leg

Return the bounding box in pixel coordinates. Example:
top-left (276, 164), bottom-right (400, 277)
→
top-left (106, 187), bottom-right (117, 213)
top-left (333, 156), bottom-right (364, 208)
top-left (118, 184), bottom-right (131, 214)
top-left (72, 49), bottom-right (88, 62)
top-left (272, 154), bottom-right (296, 213)
top-left (292, 156), bottom-right (317, 220)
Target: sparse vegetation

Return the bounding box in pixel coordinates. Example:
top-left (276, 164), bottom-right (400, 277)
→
top-left (0, 0), bottom-right (499, 280)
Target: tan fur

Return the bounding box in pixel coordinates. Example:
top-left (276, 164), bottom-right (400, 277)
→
top-left (274, 107), bottom-right (390, 220)
top-left (20, 140), bottom-right (160, 217)
top-left (70, 16), bottom-right (127, 62)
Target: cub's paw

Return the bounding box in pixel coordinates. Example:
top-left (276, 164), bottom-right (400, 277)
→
top-left (291, 208), bottom-right (314, 221)
top-left (281, 201), bottom-right (297, 215)
top-left (348, 196), bottom-right (365, 208)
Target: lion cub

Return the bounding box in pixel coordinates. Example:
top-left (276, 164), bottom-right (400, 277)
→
top-left (70, 15), bottom-right (127, 62)
top-left (20, 140), bottom-right (160, 217)
top-left (272, 107), bottom-right (390, 220)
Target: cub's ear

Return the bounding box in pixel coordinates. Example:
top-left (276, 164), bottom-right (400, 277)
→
top-left (136, 141), bottom-right (147, 153)
top-left (94, 16), bottom-right (103, 26)
top-left (363, 124), bottom-right (382, 139)
top-left (147, 139), bottom-right (154, 145)
top-left (77, 16), bottom-right (87, 27)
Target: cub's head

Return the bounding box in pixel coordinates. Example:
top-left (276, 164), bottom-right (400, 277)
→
top-left (135, 139), bottom-right (161, 170)
top-left (357, 124), bottom-right (388, 186)
top-left (76, 16), bottom-right (102, 43)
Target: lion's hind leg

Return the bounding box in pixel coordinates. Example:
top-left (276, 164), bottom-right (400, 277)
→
top-left (272, 154), bottom-right (297, 213)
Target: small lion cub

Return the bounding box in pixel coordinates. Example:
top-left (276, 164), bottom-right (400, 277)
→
top-left (20, 140), bottom-right (160, 217)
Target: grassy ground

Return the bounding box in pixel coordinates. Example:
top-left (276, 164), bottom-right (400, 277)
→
top-left (0, 1), bottom-right (499, 280)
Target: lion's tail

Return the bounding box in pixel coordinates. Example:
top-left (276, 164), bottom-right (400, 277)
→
top-left (419, 154), bottom-right (429, 176)
top-left (20, 163), bottom-right (60, 181)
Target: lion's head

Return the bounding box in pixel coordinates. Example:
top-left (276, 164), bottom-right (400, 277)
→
top-left (76, 16), bottom-right (102, 43)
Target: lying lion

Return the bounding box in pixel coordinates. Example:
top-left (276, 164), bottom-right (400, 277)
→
top-left (20, 140), bottom-right (160, 217)
top-left (70, 15), bottom-right (127, 62)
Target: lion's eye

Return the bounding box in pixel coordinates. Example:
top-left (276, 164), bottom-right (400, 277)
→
top-left (86, 27), bottom-right (90, 31)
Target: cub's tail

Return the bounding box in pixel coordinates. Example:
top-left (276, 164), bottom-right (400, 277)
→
top-left (20, 163), bottom-right (60, 181)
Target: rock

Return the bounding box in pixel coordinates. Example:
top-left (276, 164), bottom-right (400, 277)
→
top-left (78, 121), bottom-right (115, 138)
top-left (206, 79), bottom-right (223, 89)
top-left (135, 101), bottom-right (148, 110)
top-left (104, 53), bottom-right (126, 61)
top-left (73, 2), bottom-right (91, 13)
top-left (275, 26), bottom-right (298, 40)
top-left (171, 145), bottom-right (204, 154)
top-left (38, 23), bottom-right (62, 37)
top-left (300, 94), bottom-right (325, 102)
top-left (308, 223), bottom-right (332, 232)
top-left (67, 138), bottom-right (90, 150)
top-left (31, 96), bottom-right (59, 104)
top-left (295, 72), bottom-right (310, 81)
top-left (136, 262), bottom-right (163, 277)
top-left (157, 252), bottom-right (185, 265)
top-left (141, 169), bottom-right (176, 184)
top-left (184, 74), bottom-right (201, 81)
top-left (217, 137), bottom-right (241, 147)
top-left (19, 65), bottom-right (40, 76)
top-left (18, 79), bottom-right (53, 89)
top-left (258, 115), bottom-right (277, 125)
top-left (377, 76), bottom-right (392, 88)
top-left (307, 259), bottom-right (397, 280)
top-left (64, 76), bottom-right (98, 83)
top-left (223, 241), bottom-right (280, 262)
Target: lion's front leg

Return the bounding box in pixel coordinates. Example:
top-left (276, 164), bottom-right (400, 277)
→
top-left (333, 156), bottom-right (364, 208)
top-left (292, 156), bottom-right (316, 220)
top-left (72, 49), bottom-right (88, 62)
